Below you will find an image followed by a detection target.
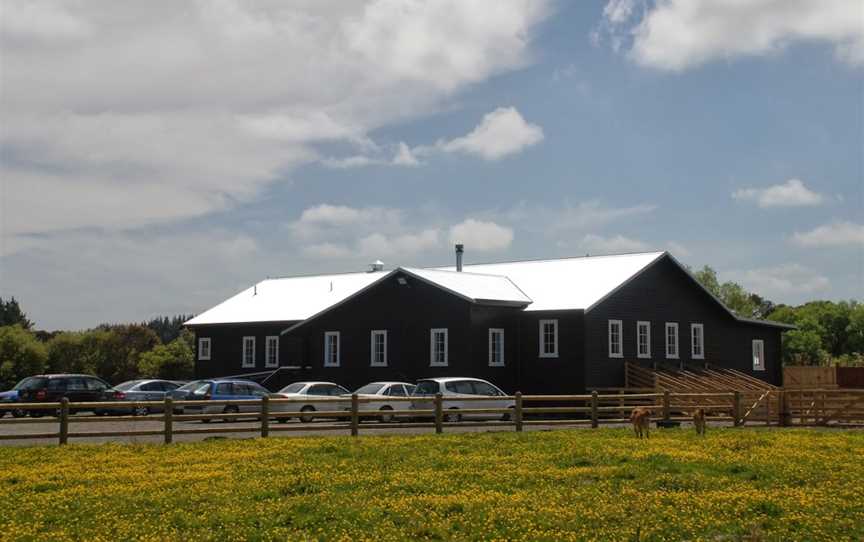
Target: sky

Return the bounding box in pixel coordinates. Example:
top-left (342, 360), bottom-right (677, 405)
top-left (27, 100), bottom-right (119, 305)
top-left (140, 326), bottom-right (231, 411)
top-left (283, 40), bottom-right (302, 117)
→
top-left (0, 0), bottom-right (862, 331)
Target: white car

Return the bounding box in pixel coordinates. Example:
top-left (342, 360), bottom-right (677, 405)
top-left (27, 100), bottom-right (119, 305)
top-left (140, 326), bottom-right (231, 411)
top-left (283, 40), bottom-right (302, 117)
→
top-left (274, 381), bottom-right (349, 423)
top-left (411, 377), bottom-right (514, 422)
top-left (348, 382), bottom-right (417, 423)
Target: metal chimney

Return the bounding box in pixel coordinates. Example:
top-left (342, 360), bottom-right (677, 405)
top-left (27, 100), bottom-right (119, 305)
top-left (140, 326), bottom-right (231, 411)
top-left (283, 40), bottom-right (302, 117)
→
top-left (369, 260), bottom-right (384, 272)
top-left (455, 244), bottom-right (464, 272)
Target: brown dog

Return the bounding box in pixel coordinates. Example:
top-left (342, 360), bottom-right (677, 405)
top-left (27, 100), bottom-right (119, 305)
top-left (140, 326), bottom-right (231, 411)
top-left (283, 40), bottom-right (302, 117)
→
top-left (630, 407), bottom-right (651, 439)
top-left (692, 408), bottom-right (706, 436)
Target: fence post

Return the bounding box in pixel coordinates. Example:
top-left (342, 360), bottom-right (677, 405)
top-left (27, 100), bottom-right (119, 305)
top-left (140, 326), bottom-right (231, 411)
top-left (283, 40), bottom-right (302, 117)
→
top-left (514, 392), bottom-right (523, 432)
top-left (590, 391), bottom-right (599, 428)
top-left (350, 394), bottom-right (359, 437)
top-left (732, 391), bottom-right (741, 427)
top-left (777, 390), bottom-right (786, 427)
top-left (261, 396), bottom-right (270, 438)
top-left (434, 393), bottom-right (443, 434)
top-left (662, 390), bottom-right (670, 421)
top-left (164, 397), bottom-right (174, 444)
top-left (59, 398), bottom-right (69, 446)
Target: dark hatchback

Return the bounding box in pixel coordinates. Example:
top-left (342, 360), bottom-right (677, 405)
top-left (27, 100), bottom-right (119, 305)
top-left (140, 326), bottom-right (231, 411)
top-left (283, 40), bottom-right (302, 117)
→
top-left (16, 374), bottom-right (123, 417)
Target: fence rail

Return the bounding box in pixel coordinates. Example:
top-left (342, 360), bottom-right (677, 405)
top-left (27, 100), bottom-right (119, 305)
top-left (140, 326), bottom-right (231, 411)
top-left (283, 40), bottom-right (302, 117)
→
top-left (1, 388), bottom-right (862, 446)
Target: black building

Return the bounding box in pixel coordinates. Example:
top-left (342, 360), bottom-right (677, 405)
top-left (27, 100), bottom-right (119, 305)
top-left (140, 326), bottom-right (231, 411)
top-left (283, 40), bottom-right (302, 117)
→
top-left (186, 251), bottom-right (792, 393)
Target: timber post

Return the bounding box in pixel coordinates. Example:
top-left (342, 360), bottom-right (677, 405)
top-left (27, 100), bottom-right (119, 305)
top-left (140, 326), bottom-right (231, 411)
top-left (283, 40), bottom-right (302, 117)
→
top-left (59, 398), bottom-right (69, 446)
top-left (732, 391), bottom-right (741, 426)
top-left (590, 391), bottom-right (599, 428)
top-left (164, 397), bottom-right (174, 444)
top-left (261, 396), bottom-right (270, 438)
top-left (514, 392), bottom-right (523, 432)
top-left (662, 390), bottom-right (670, 421)
top-left (350, 394), bottom-right (359, 437)
top-left (434, 393), bottom-right (443, 434)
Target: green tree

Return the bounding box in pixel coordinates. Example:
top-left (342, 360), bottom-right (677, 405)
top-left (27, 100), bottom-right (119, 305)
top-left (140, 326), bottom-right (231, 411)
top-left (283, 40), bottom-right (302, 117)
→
top-left (0, 297), bottom-right (33, 329)
top-left (0, 325), bottom-right (47, 389)
top-left (138, 330), bottom-right (194, 380)
top-left (94, 325), bottom-right (161, 383)
top-left (691, 265), bottom-right (761, 318)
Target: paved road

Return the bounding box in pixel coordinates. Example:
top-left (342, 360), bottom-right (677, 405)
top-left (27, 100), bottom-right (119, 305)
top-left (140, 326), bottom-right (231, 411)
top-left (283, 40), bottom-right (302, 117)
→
top-left (0, 414), bottom-right (583, 446)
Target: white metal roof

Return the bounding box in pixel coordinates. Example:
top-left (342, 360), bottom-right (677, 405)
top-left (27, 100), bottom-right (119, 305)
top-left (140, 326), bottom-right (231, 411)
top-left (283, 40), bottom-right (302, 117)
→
top-left (186, 252), bottom-right (664, 326)
top-left (185, 271), bottom-right (386, 325)
top-left (438, 252), bottom-right (665, 312)
top-left (400, 267), bottom-right (532, 305)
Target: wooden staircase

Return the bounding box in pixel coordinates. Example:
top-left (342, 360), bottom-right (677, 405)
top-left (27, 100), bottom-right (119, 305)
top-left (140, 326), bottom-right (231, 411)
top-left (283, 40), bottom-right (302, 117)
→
top-left (625, 361), bottom-right (776, 392)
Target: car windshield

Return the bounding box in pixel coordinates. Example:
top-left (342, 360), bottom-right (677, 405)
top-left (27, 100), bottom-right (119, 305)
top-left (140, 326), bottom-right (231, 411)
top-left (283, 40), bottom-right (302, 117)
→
top-left (13, 377), bottom-right (35, 390)
top-left (279, 383), bottom-right (307, 394)
top-left (191, 383), bottom-right (212, 395)
top-left (114, 380), bottom-right (142, 391)
top-left (413, 381), bottom-right (439, 395)
top-left (177, 380), bottom-right (204, 391)
top-left (355, 383), bottom-right (385, 395)
top-left (18, 378), bottom-right (48, 390)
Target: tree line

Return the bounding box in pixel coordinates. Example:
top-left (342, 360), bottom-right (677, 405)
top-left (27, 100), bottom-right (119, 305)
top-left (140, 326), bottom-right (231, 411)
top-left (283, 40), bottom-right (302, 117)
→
top-left (691, 267), bottom-right (863, 367)
top-left (0, 297), bottom-right (196, 389)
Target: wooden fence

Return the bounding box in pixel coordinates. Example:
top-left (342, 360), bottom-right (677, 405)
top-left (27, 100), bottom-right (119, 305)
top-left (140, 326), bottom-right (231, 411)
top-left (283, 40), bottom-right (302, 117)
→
top-left (1, 389), bottom-right (862, 446)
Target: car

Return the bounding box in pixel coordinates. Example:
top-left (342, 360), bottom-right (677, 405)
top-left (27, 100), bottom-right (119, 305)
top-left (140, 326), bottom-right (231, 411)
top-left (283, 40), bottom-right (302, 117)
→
top-left (111, 379), bottom-right (185, 416)
top-left (274, 382), bottom-right (350, 423)
top-left (176, 379), bottom-right (273, 422)
top-left (166, 380), bottom-right (208, 413)
top-left (411, 377), bottom-right (514, 422)
top-left (0, 377), bottom-right (35, 418)
top-left (15, 374), bottom-right (123, 417)
top-left (347, 382), bottom-right (417, 423)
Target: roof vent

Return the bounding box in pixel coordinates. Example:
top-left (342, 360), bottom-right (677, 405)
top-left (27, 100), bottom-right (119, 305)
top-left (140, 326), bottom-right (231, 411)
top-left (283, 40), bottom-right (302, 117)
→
top-left (455, 244), bottom-right (464, 272)
top-left (369, 260), bottom-right (384, 272)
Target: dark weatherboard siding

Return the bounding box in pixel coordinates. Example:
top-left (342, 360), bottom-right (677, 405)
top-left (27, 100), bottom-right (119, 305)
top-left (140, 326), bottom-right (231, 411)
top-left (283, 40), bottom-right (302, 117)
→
top-left (584, 255), bottom-right (782, 388)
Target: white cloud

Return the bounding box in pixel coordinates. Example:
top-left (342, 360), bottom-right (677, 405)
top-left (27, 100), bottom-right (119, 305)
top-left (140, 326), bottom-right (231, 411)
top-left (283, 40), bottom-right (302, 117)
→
top-left (429, 107), bottom-right (544, 160)
top-left (449, 219), bottom-right (514, 251)
top-left (392, 142), bottom-right (420, 166)
top-left (665, 241), bottom-right (690, 259)
top-left (0, 1), bottom-right (551, 239)
top-left (516, 200), bottom-right (656, 232)
top-left (731, 264), bottom-right (831, 297)
top-left (289, 204), bottom-right (404, 240)
top-left (733, 178), bottom-right (825, 208)
top-left (301, 243), bottom-right (354, 259)
top-left (598, 0), bottom-right (864, 70)
top-left (358, 229), bottom-right (441, 256)
top-left (579, 234), bottom-right (651, 254)
top-left (791, 222), bottom-right (864, 247)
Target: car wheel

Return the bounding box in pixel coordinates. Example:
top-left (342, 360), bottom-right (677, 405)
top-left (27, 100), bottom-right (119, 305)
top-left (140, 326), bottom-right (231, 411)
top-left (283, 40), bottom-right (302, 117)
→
top-left (445, 408), bottom-right (461, 423)
top-left (29, 410), bottom-right (44, 418)
top-left (0, 410), bottom-right (6, 418)
top-left (299, 405), bottom-right (315, 423)
top-left (501, 407), bottom-right (515, 422)
top-left (134, 405), bottom-right (149, 417)
top-left (222, 405), bottom-right (239, 423)
top-left (378, 406), bottom-right (395, 423)
top-left (12, 408), bottom-right (26, 418)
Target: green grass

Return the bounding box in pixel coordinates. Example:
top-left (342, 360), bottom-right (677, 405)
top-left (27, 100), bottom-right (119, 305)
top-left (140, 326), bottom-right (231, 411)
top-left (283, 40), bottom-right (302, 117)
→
top-left (1, 428), bottom-right (862, 541)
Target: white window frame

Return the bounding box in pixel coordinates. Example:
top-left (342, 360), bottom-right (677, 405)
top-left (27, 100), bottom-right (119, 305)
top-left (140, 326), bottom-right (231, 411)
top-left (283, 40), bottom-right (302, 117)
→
top-left (264, 335), bottom-right (279, 368)
top-left (691, 323), bottom-right (705, 360)
top-left (752, 339), bottom-right (765, 371)
top-left (198, 337), bottom-right (211, 361)
top-left (665, 323), bottom-right (679, 360)
top-left (489, 328), bottom-right (505, 367)
top-left (324, 332), bottom-right (340, 367)
top-left (608, 319), bottom-right (623, 359)
top-left (242, 336), bottom-right (256, 368)
top-left (637, 321), bottom-right (651, 359)
top-left (539, 319), bottom-right (559, 358)
top-left (430, 328), bottom-right (448, 367)
top-left (370, 330), bottom-right (388, 367)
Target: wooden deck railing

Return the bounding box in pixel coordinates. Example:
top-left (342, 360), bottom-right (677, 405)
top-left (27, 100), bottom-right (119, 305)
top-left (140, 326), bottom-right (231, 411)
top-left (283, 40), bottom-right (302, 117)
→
top-left (1, 389), bottom-right (861, 446)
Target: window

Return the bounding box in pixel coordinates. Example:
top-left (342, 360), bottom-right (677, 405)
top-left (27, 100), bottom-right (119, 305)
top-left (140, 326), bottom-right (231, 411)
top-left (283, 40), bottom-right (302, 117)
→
top-left (539, 319), bottom-right (559, 358)
top-left (430, 328), bottom-right (448, 366)
top-left (691, 324), bottom-right (705, 360)
top-left (386, 385), bottom-right (407, 397)
top-left (489, 328), bottom-right (505, 366)
top-left (242, 336), bottom-right (256, 368)
top-left (608, 320), bottom-right (623, 358)
top-left (198, 337), bottom-right (211, 360)
top-left (752, 339), bottom-right (765, 371)
top-left (445, 380), bottom-right (474, 394)
top-left (637, 321), bottom-right (651, 359)
top-left (665, 323), bottom-right (679, 359)
top-left (370, 330), bottom-right (388, 367)
top-left (264, 336), bottom-right (279, 368)
top-left (215, 383), bottom-right (232, 395)
top-left (324, 332), bottom-right (340, 367)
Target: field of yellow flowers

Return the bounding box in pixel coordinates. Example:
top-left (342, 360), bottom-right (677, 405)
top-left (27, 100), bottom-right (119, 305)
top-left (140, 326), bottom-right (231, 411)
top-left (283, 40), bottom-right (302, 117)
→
top-left (0, 428), bottom-right (862, 541)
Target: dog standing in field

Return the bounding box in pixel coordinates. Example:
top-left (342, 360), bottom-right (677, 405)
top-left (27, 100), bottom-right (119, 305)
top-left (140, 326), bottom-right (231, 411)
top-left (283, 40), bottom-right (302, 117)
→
top-left (692, 408), bottom-right (706, 436)
top-left (630, 407), bottom-right (651, 439)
